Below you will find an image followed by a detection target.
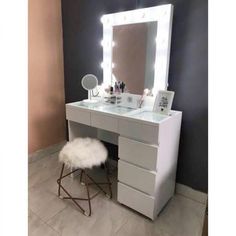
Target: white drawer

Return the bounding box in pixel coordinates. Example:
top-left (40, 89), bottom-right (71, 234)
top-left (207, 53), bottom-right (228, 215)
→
top-left (119, 136), bottom-right (158, 171)
top-left (117, 182), bottom-right (155, 220)
top-left (118, 160), bottom-right (156, 196)
top-left (118, 119), bottom-right (159, 144)
top-left (91, 113), bottom-right (118, 132)
top-left (66, 105), bottom-right (90, 126)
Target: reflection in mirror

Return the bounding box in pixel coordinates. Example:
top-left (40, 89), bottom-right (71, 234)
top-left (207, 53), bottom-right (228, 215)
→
top-left (112, 22), bottom-right (157, 95)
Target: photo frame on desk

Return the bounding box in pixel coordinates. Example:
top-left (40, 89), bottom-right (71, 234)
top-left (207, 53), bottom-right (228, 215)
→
top-left (153, 90), bottom-right (175, 115)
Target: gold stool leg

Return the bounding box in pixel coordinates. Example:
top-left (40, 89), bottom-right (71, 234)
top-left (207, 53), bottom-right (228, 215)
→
top-left (56, 166), bottom-right (91, 216)
top-left (80, 170), bottom-right (85, 185)
top-left (105, 162), bottom-right (112, 199)
top-left (56, 161), bottom-right (112, 217)
top-left (57, 164), bottom-right (65, 198)
top-left (84, 170), bottom-right (92, 216)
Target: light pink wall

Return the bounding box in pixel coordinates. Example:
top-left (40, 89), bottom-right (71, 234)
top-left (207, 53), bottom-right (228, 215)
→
top-left (28, 0), bottom-right (66, 154)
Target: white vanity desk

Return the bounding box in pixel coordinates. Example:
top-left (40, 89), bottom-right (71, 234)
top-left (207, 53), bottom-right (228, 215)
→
top-left (66, 100), bottom-right (182, 220)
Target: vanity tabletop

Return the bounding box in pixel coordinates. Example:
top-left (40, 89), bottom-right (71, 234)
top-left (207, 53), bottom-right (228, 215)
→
top-left (66, 101), bottom-right (181, 126)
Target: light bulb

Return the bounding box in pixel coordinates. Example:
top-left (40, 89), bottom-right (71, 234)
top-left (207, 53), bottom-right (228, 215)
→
top-left (100, 15), bottom-right (105, 23)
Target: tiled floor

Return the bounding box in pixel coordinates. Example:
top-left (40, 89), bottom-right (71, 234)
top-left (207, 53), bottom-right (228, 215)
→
top-left (29, 152), bottom-right (206, 236)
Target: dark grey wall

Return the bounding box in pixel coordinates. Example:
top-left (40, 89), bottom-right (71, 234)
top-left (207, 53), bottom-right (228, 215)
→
top-left (61, 0), bottom-right (208, 193)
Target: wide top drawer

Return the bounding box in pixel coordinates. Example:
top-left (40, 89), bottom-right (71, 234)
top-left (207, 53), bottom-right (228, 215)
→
top-left (91, 112), bottom-right (118, 133)
top-left (66, 105), bottom-right (91, 126)
top-left (118, 118), bottom-right (159, 144)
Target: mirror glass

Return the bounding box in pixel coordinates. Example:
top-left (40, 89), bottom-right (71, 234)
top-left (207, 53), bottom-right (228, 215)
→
top-left (112, 22), bottom-right (157, 95)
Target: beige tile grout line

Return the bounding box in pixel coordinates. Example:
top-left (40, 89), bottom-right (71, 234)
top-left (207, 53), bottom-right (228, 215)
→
top-left (28, 168), bottom-right (61, 190)
top-left (28, 155), bottom-right (66, 235)
top-left (176, 192), bottom-right (207, 206)
top-left (29, 208), bottom-right (63, 235)
top-left (114, 219), bottom-right (129, 235)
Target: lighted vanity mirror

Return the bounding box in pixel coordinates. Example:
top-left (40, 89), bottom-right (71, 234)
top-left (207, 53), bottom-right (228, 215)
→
top-left (101, 4), bottom-right (173, 95)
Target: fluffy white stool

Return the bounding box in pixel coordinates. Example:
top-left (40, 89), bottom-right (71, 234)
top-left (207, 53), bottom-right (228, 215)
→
top-left (57, 137), bottom-right (112, 216)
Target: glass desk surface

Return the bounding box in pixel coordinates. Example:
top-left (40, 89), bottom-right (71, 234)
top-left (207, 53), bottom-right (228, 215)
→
top-left (126, 110), bottom-right (169, 123)
top-left (71, 101), bottom-right (170, 123)
top-left (73, 101), bottom-right (137, 115)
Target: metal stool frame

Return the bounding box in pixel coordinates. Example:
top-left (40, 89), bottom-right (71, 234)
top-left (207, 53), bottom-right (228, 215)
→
top-left (57, 162), bottom-right (112, 216)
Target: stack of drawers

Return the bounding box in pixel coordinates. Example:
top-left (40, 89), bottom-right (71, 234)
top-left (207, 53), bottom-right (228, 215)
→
top-left (117, 136), bottom-right (159, 220)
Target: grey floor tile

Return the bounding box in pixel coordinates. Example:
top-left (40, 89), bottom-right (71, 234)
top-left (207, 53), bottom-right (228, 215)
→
top-left (30, 223), bottom-right (59, 236)
top-left (29, 176), bottom-right (67, 221)
top-left (116, 195), bottom-right (205, 236)
top-left (47, 193), bottom-right (130, 236)
top-left (28, 209), bottom-right (43, 233)
top-left (28, 210), bottom-right (59, 236)
top-left (29, 151), bottom-right (205, 236)
top-left (151, 195), bottom-right (205, 236)
top-left (46, 205), bottom-right (93, 236)
top-left (29, 153), bottom-right (61, 188)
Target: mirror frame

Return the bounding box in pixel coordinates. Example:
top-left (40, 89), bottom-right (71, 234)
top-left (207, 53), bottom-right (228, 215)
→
top-left (101, 4), bottom-right (173, 95)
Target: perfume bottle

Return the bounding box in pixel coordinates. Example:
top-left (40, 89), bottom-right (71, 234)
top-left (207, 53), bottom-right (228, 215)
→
top-left (114, 82), bottom-right (120, 93)
top-left (120, 81), bottom-right (125, 93)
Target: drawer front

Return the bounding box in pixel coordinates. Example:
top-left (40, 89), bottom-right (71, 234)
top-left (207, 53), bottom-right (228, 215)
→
top-left (119, 136), bottom-right (158, 171)
top-left (118, 119), bottom-right (159, 144)
top-left (66, 106), bottom-right (90, 126)
top-left (91, 113), bottom-right (118, 133)
top-left (118, 160), bottom-right (156, 196)
top-left (117, 182), bottom-right (155, 219)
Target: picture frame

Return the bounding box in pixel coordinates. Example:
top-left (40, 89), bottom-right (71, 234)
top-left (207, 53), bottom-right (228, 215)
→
top-left (153, 90), bottom-right (175, 115)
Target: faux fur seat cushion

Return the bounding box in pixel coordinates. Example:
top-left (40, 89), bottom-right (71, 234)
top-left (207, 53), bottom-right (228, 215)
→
top-left (59, 138), bottom-right (108, 169)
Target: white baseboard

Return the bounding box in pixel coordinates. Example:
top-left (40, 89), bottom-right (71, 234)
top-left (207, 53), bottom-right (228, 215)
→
top-left (175, 183), bottom-right (207, 204)
top-left (28, 141), bottom-right (66, 163)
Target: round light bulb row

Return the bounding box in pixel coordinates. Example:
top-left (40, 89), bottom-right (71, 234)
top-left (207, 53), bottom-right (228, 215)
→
top-left (100, 62), bottom-right (115, 69)
top-left (100, 40), bottom-right (115, 47)
top-left (100, 8), bottom-right (161, 26)
top-left (155, 37), bottom-right (167, 45)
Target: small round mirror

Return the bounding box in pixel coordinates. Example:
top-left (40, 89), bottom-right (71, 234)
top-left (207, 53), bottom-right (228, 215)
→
top-left (81, 74), bottom-right (99, 104)
top-left (81, 74), bottom-right (98, 91)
